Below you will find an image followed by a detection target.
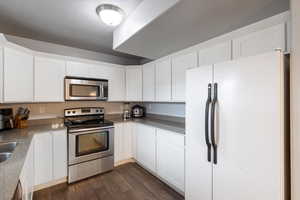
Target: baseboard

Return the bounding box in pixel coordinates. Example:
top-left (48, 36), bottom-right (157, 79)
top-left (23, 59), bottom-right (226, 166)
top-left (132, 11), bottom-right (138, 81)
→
top-left (34, 177), bottom-right (67, 191)
top-left (114, 158), bottom-right (136, 167)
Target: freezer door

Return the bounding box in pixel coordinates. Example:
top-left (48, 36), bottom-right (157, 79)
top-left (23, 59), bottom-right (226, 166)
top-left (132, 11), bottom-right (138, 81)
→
top-left (212, 51), bottom-right (285, 200)
top-left (186, 65), bottom-right (214, 200)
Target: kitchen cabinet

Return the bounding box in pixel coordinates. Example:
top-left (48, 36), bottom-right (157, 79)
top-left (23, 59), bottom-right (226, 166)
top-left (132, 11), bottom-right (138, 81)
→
top-left (108, 67), bottom-right (125, 101)
top-left (126, 66), bottom-right (142, 101)
top-left (186, 52), bottom-right (287, 200)
top-left (4, 47), bottom-right (34, 102)
top-left (142, 63), bottom-right (156, 101)
top-left (136, 123), bottom-right (156, 173)
top-left (198, 41), bottom-right (232, 66)
top-left (0, 48), bottom-right (3, 103)
top-left (52, 130), bottom-right (67, 180)
top-left (156, 58), bottom-right (172, 102)
top-left (172, 52), bottom-right (198, 102)
top-left (20, 140), bottom-right (34, 200)
top-left (66, 61), bottom-right (91, 78)
top-left (114, 122), bottom-right (133, 164)
top-left (157, 128), bottom-right (185, 192)
top-left (34, 56), bottom-right (66, 102)
top-left (232, 23), bottom-right (286, 59)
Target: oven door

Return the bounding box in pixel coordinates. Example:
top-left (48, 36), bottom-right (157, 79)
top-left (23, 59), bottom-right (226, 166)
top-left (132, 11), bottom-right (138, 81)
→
top-left (65, 78), bottom-right (108, 101)
top-left (68, 127), bottom-right (114, 165)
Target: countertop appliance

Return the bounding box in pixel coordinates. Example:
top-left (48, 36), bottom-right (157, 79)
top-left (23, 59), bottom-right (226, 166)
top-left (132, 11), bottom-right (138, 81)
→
top-left (0, 108), bottom-right (14, 131)
top-left (185, 52), bottom-right (288, 200)
top-left (64, 107), bottom-right (114, 183)
top-left (65, 77), bottom-right (108, 101)
top-left (131, 105), bottom-right (145, 118)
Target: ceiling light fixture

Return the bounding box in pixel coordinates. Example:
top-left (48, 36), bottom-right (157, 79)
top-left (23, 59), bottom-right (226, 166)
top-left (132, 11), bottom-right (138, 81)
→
top-left (96, 4), bottom-right (124, 27)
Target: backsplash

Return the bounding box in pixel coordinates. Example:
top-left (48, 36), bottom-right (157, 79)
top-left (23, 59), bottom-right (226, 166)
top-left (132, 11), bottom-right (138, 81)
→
top-left (144, 103), bottom-right (185, 117)
top-left (0, 102), bottom-right (124, 119)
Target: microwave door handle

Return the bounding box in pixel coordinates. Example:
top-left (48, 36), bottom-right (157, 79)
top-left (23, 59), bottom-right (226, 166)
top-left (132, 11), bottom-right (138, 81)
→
top-left (100, 84), bottom-right (104, 98)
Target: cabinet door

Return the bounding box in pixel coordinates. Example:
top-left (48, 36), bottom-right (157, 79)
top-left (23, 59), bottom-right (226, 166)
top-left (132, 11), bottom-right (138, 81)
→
top-left (126, 66), bottom-right (142, 101)
top-left (0, 48), bottom-right (3, 103)
top-left (136, 124), bottom-right (156, 172)
top-left (156, 58), bottom-right (171, 102)
top-left (186, 65), bottom-right (213, 200)
top-left (66, 61), bottom-right (91, 78)
top-left (131, 122), bottom-right (137, 159)
top-left (232, 24), bottom-right (286, 59)
top-left (198, 41), bottom-right (232, 66)
top-left (34, 133), bottom-right (53, 185)
top-left (143, 63), bottom-right (156, 101)
top-left (114, 123), bottom-right (123, 164)
top-left (52, 130), bottom-right (67, 180)
top-left (123, 122), bottom-right (133, 160)
top-left (213, 52), bottom-right (284, 200)
top-left (34, 56), bottom-right (66, 102)
top-left (157, 129), bottom-right (185, 191)
top-left (4, 47), bottom-right (34, 102)
top-left (109, 67), bottom-right (125, 101)
top-left (172, 52), bottom-right (198, 102)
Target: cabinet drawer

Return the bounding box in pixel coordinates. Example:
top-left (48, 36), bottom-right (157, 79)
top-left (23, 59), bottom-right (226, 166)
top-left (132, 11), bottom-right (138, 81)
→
top-left (157, 128), bottom-right (184, 147)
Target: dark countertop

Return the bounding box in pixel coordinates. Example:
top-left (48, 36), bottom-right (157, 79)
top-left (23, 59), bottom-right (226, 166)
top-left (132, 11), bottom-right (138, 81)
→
top-left (0, 123), bottom-right (66, 200)
top-left (107, 114), bottom-right (185, 134)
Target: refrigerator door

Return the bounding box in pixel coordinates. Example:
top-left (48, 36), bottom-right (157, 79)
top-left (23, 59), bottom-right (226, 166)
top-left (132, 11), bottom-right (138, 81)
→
top-left (212, 51), bottom-right (285, 200)
top-left (186, 65), bottom-right (214, 200)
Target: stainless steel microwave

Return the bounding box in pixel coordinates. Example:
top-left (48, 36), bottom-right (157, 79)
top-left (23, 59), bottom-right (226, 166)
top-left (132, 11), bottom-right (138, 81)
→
top-left (65, 77), bottom-right (108, 101)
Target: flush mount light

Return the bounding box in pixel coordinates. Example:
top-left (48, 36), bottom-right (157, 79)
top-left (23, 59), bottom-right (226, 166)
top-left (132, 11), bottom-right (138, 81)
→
top-left (96, 4), bottom-right (124, 27)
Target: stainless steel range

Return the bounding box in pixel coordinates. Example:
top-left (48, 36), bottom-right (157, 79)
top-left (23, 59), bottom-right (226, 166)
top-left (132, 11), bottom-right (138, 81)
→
top-left (64, 107), bottom-right (114, 183)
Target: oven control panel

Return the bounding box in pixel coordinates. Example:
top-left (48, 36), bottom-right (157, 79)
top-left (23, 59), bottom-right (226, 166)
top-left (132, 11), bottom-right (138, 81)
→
top-left (65, 107), bottom-right (104, 117)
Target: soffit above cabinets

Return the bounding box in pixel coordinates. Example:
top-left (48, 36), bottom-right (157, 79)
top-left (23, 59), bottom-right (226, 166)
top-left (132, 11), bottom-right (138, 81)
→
top-left (113, 0), bottom-right (289, 59)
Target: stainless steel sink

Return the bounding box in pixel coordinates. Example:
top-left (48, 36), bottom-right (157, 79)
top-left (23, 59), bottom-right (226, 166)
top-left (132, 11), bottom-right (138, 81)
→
top-left (0, 142), bottom-right (18, 153)
top-left (0, 152), bottom-right (12, 163)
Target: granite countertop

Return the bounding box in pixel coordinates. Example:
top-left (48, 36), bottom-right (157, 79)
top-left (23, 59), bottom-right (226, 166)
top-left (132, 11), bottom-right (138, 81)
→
top-left (107, 114), bottom-right (185, 134)
top-left (0, 123), bottom-right (66, 200)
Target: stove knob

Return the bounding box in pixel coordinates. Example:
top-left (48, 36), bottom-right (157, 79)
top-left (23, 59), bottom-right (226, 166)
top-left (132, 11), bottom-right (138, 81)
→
top-left (67, 111), bottom-right (71, 114)
top-left (96, 110), bottom-right (99, 112)
top-left (72, 111), bottom-right (76, 114)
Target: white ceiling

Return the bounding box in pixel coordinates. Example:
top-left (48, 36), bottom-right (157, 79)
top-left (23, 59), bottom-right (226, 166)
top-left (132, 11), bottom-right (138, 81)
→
top-left (0, 0), bottom-right (143, 59)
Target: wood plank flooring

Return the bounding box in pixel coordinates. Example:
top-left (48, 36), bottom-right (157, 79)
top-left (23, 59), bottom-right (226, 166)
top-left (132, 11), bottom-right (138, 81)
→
top-left (33, 163), bottom-right (184, 200)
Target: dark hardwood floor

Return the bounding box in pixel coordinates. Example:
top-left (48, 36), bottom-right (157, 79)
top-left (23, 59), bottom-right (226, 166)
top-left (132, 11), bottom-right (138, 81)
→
top-left (33, 163), bottom-right (184, 200)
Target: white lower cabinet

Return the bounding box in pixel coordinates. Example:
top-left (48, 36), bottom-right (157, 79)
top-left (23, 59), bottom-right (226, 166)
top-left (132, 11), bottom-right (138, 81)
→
top-left (114, 122), bottom-right (133, 164)
top-left (136, 123), bottom-right (157, 173)
top-left (156, 129), bottom-right (185, 192)
top-left (34, 129), bottom-right (67, 187)
top-left (20, 140), bottom-right (34, 200)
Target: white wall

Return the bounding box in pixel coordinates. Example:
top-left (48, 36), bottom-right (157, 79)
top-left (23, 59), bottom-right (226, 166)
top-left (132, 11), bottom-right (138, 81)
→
top-left (144, 103), bottom-right (185, 117)
top-left (291, 0), bottom-right (300, 199)
top-left (4, 34), bottom-right (141, 65)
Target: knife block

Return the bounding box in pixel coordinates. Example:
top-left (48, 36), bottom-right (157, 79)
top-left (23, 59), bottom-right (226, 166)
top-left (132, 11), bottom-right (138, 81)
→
top-left (14, 116), bottom-right (28, 129)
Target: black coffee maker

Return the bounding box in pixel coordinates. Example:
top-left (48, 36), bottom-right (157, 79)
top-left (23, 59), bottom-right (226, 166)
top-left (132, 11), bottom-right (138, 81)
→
top-left (0, 108), bottom-right (14, 131)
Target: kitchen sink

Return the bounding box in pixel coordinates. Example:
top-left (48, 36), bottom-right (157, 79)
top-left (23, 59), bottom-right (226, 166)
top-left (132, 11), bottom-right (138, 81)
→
top-left (0, 152), bottom-right (12, 163)
top-left (0, 142), bottom-right (18, 153)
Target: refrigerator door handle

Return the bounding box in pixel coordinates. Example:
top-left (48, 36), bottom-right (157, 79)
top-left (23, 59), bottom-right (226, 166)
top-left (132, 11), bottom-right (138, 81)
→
top-left (211, 83), bottom-right (218, 164)
top-left (205, 83), bottom-right (212, 162)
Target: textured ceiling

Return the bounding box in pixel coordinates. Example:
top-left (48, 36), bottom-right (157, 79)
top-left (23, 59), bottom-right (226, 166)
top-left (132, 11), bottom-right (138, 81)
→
top-left (0, 0), bottom-right (143, 59)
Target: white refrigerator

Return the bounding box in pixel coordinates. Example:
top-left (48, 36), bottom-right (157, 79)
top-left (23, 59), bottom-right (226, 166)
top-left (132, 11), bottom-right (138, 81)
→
top-left (185, 51), bottom-right (289, 200)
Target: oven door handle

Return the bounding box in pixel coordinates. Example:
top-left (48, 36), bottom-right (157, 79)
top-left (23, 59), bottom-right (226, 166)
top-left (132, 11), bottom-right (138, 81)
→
top-left (69, 127), bottom-right (114, 135)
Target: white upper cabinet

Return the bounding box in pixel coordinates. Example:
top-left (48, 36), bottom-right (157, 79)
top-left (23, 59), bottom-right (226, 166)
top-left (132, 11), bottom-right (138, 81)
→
top-left (156, 58), bottom-right (172, 102)
top-left (4, 47), bottom-right (34, 102)
top-left (232, 23), bottom-right (286, 59)
top-left (198, 41), bottom-right (232, 66)
top-left (142, 63), bottom-right (156, 101)
top-left (172, 52), bottom-right (198, 102)
top-left (66, 61), bottom-right (91, 78)
top-left (126, 66), bottom-right (142, 101)
top-left (34, 56), bottom-right (66, 102)
top-left (108, 67), bottom-right (125, 101)
top-left (0, 48), bottom-right (3, 103)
